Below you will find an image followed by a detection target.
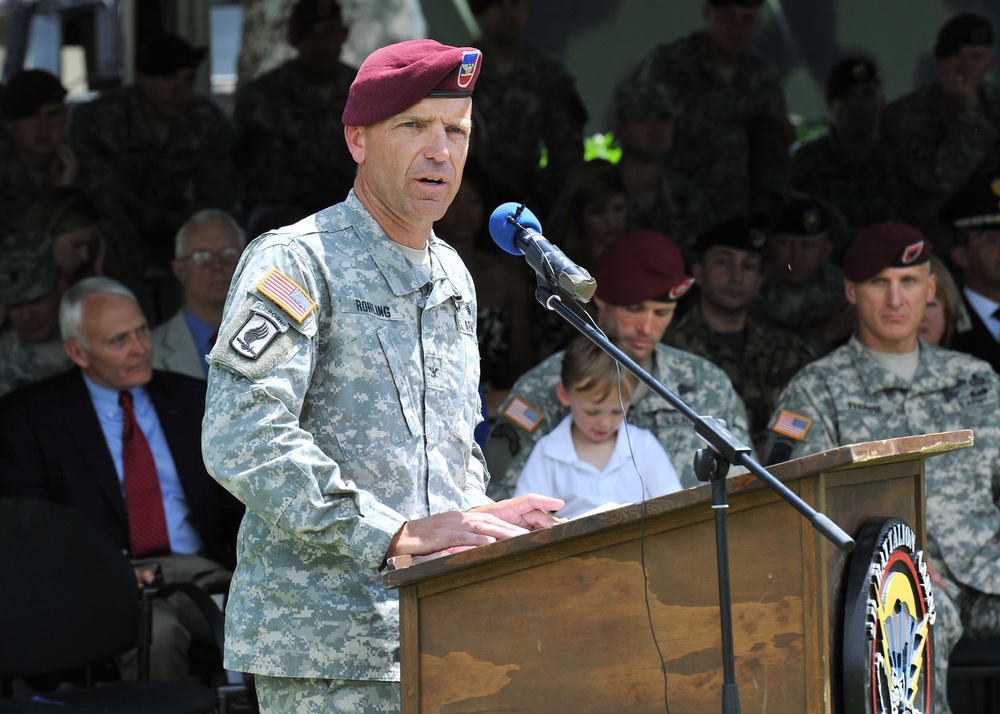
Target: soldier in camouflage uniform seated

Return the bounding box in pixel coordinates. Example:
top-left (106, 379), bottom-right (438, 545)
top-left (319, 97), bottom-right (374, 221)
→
top-left (467, 0), bottom-right (588, 217)
top-left (881, 12), bottom-right (1000, 253)
top-left (665, 217), bottom-right (811, 453)
top-left (201, 40), bottom-right (563, 713)
top-left (791, 56), bottom-right (897, 242)
top-left (485, 230), bottom-right (753, 497)
top-left (233, 0), bottom-right (358, 235)
top-left (70, 34), bottom-right (241, 269)
top-left (633, 0), bottom-right (793, 222)
top-left (0, 232), bottom-right (71, 397)
top-left (765, 222), bottom-right (1000, 714)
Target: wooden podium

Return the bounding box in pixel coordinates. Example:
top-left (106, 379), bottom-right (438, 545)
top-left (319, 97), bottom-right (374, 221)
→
top-left (384, 431), bottom-right (972, 714)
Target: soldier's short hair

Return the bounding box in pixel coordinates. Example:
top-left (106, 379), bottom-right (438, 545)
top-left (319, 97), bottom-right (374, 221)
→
top-left (561, 335), bottom-right (637, 403)
top-left (59, 277), bottom-right (140, 346)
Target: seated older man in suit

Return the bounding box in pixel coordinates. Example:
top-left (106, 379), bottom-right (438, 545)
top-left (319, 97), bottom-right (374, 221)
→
top-left (0, 276), bottom-right (242, 681)
top-left (152, 209), bottom-right (245, 379)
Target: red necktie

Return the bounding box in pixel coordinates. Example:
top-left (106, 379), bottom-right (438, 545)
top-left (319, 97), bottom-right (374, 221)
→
top-left (119, 390), bottom-right (171, 558)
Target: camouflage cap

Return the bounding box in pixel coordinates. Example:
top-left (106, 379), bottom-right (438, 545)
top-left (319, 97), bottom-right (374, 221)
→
top-left (938, 174), bottom-right (1000, 229)
top-left (693, 216), bottom-right (768, 256)
top-left (287, 0), bottom-right (343, 47)
top-left (934, 12), bottom-right (994, 60)
top-left (0, 232), bottom-right (58, 306)
top-left (342, 40), bottom-right (482, 126)
top-left (825, 56), bottom-right (881, 105)
top-left (770, 194), bottom-right (831, 236)
top-left (0, 69), bottom-right (67, 120)
top-left (843, 222), bottom-right (933, 283)
top-left (593, 230), bottom-right (694, 305)
top-left (616, 78), bottom-right (673, 117)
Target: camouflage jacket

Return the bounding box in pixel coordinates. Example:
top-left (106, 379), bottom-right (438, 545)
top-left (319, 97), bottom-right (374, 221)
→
top-left (664, 303), bottom-right (812, 452)
top-left (764, 336), bottom-right (1000, 596)
top-left (201, 191), bottom-right (490, 680)
top-left (233, 59), bottom-right (358, 219)
top-left (626, 164), bottom-right (716, 265)
top-left (470, 40), bottom-right (587, 215)
top-left (484, 342), bottom-right (753, 497)
top-left (881, 80), bottom-right (1000, 245)
top-left (790, 129), bottom-right (898, 240)
top-left (751, 261), bottom-right (846, 358)
top-left (70, 86), bottom-right (241, 260)
top-left (0, 328), bottom-right (71, 398)
top-left (635, 31), bottom-right (791, 221)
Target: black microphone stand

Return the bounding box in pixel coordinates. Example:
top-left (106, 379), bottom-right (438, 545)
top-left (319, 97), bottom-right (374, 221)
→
top-left (534, 284), bottom-right (855, 714)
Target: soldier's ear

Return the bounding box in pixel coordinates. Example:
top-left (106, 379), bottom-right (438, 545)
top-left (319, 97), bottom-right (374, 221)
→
top-left (345, 125), bottom-right (366, 164)
top-left (844, 279), bottom-right (858, 306)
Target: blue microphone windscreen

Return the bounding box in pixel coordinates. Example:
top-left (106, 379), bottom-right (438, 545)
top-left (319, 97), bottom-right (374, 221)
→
top-left (488, 202), bottom-right (542, 256)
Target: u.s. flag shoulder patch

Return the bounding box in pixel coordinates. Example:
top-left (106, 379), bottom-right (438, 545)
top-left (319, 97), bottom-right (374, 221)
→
top-left (256, 268), bottom-right (316, 323)
top-left (502, 396), bottom-right (544, 433)
top-left (771, 409), bottom-right (812, 441)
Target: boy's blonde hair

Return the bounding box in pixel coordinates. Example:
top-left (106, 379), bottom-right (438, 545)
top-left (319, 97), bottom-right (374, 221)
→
top-left (561, 335), bottom-right (637, 403)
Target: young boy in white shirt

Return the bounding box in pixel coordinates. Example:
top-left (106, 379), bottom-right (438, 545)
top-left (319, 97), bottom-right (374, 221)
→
top-left (513, 335), bottom-right (682, 518)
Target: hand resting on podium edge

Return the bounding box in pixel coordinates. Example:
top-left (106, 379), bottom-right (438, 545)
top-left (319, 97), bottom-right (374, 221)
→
top-left (383, 493), bottom-right (566, 569)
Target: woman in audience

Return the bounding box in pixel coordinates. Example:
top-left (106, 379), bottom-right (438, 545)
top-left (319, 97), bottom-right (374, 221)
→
top-left (919, 255), bottom-right (962, 348)
top-left (21, 187), bottom-right (105, 288)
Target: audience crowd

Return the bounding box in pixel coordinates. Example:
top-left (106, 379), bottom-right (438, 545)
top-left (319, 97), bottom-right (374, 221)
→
top-left (1, 0), bottom-right (999, 710)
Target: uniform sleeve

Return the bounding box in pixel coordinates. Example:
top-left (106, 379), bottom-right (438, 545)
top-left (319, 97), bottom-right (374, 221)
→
top-left (763, 371), bottom-right (840, 466)
top-left (201, 241), bottom-right (405, 571)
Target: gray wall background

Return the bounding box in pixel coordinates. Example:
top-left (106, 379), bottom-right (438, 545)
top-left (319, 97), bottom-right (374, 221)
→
top-left (422, 0), bottom-right (1000, 135)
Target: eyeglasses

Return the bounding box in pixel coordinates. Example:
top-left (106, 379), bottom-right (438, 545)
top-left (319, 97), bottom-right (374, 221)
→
top-left (178, 247), bottom-right (242, 268)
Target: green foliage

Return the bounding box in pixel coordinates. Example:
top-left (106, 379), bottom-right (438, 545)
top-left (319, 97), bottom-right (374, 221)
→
top-left (584, 132), bottom-right (622, 163)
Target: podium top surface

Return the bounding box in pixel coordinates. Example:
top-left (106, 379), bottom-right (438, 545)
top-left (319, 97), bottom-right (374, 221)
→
top-left (383, 430), bottom-right (972, 588)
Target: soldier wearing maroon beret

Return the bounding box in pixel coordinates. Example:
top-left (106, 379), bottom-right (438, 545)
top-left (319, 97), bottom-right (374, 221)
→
top-left (485, 229), bottom-right (756, 498)
top-left (205, 40), bottom-right (565, 713)
top-left (766, 219), bottom-right (1000, 714)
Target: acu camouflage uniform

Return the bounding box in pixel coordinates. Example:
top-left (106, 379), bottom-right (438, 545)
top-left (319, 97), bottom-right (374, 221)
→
top-left (484, 343), bottom-right (753, 499)
top-left (470, 41), bottom-right (587, 216)
top-left (790, 129), bottom-right (898, 241)
top-left (0, 328), bottom-right (71, 398)
top-left (70, 86), bottom-right (241, 264)
top-left (880, 81), bottom-right (1000, 250)
top-left (201, 191), bottom-right (490, 682)
top-left (664, 302), bottom-right (811, 453)
top-left (764, 336), bottom-right (1000, 714)
top-left (627, 166), bottom-right (716, 266)
top-left (232, 59), bottom-right (358, 225)
top-left (751, 260), bottom-right (847, 358)
top-left (634, 31), bottom-right (791, 222)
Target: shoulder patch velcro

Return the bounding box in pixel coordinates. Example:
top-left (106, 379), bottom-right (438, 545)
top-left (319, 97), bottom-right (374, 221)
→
top-left (256, 268), bottom-right (315, 322)
top-left (771, 409), bottom-right (812, 441)
top-left (502, 396), bottom-right (544, 433)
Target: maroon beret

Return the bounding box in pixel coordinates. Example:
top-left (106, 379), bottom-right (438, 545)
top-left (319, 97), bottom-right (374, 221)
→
top-left (593, 231), bottom-right (694, 305)
top-left (1, 69), bottom-right (67, 120)
top-left (342, 40), bottom-right (482, 127)
top-left (843, 222), bottom-right (934, 282)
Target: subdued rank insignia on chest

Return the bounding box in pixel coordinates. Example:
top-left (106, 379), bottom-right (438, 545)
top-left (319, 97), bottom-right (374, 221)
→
top-left (232, 310), bottom-right (283, 359)
top-left (455, 301), bottom-right (475, 335)
top-left (256, 268), bottom-right (315, 322)
top-left (502, 396), bottom-right (544, 432)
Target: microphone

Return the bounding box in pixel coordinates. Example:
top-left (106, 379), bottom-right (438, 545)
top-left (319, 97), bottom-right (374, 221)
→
top-left (488, 202), bottom-right (597, 302)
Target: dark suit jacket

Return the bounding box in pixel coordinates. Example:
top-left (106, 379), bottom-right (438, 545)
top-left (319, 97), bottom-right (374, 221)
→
top-left (0, 368), bottom-right (241, 567)
top-left (952, 293), bottom-right (1000, 374)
